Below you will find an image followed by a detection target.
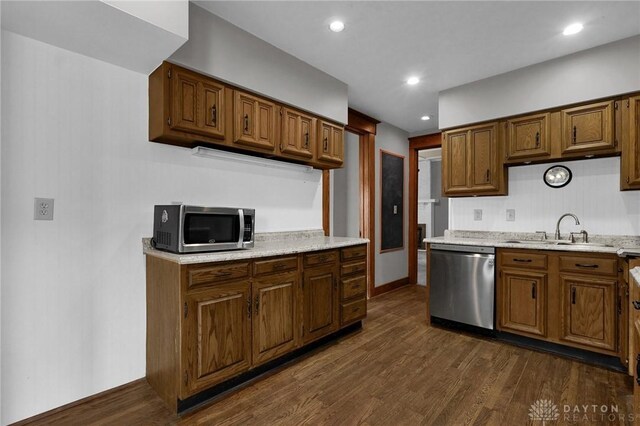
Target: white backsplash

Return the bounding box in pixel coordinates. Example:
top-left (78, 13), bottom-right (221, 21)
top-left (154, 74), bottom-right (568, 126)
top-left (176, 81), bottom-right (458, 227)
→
top-left (449, 157), bottom-right (640, 236)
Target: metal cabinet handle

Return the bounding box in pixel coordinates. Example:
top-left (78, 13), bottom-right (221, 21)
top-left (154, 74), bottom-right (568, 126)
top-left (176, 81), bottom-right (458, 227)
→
top-left (304, 132), bottom-right (309, 149)
top-left (535, 131), bottom-right (540, 147)
top-left (254, 295), bottom-right (259, 314)
top-left (571, 287), bottom-right (576, 305)
top-left (575, 263), bottom-right (599, 268)
top-left (211, 105), bottom-right (217, 126)
top-left (485, 169), bottom-right (490, 182)
top-left (244, 114), bottom-right (250, 132)
top-left (246, 296), bottom-right (251, 319)
top-left (636, 354), bottom-right (640, 385)
top-left (324, 137), bottom-right (329, 151)
top-left (273, 263), bottom-right (286, 271)
top-left (572, 126), bottom-right (577, 144)
top-left (633, 301), bottom-right (640, 310)
top-left (513, 258), bottom-right (532, 263)
top-left (531, 282), bottom-right (536, 299)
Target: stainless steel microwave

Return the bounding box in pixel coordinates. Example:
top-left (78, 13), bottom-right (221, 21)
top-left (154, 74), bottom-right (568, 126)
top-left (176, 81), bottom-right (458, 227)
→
top-left (153, 205), bottom-right (255, 253)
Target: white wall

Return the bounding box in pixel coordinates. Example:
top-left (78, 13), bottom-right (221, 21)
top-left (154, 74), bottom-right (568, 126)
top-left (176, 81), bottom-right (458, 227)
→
top-left (170, 3), bottom-right (348, 124)
top-left (439, 35), bottom-right (640, 129)
top-left (0, 4), bottom-right (3, 422)
top-left (450, 157), bottom-right (640, 236)
top-left (375, 123), bottom-right (409, 287)
top-left (332, 132), bottom-right (360, 238)
top-left (0, 30), bottom-right (324, 425)
top-left (101, 0), bottom-right (189, 39)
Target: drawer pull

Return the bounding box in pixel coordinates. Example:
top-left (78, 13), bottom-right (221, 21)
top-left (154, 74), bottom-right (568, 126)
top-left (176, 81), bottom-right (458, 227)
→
top-left (352, 307), bottom-right (359, 313)
top-left (575, 263), bottom-right (599, 268)
top-left (633, 301), bottom-right (640, 310)
top-left (215, 271), bottom-right (232, 277)
top-left (571, 287), bottom-right (576, 305)
top-left (351, 283), bottom-right (360, 289)
top-left (273, 263), bottom-right (286, 270)
top-left (636, 354), bottom-right (640, 385)
top-left (513, 258), bottom-right (532, 263)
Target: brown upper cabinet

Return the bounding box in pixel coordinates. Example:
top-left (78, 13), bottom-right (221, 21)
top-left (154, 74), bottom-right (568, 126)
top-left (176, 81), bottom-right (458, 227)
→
top-left (622, 96), bottom-right (640, 189)
top-left (279, 107), bottom-right (315, 160)
top-left (316, 120), bottom-right (344, 166)
top-left (232, 90), bottom-right (277, 153)
top-left (561, 100), bottom-right (615, 155)
top-left (442, 122), bottom-right (506, 197)
top-left (150, 62), bottom-right (226, 144)
top-left (505, 112), bottom-right (551, 162)
top-left (149, 61), bottom-right (345, 170)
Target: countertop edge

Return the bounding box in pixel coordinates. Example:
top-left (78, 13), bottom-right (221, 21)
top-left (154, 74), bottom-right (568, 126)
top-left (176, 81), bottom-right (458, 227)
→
top-left (143, 238), bottom-right (369, 265)
top-left (423, 237), bottom-right (625, 255)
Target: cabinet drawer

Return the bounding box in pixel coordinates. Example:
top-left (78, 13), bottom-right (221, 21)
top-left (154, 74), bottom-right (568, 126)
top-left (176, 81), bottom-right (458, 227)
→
top-left (341, 260), bottom-right (367, 276)
top-left (188, 262), bottom-right (250, 288)
top-left (304, 250), bottom-right (337, 267)
top-left (341, 298), bottom-right (366, 325)
top-left (341, 275), bottom-right (366, 300)
top-left (559, 255), bottom-right (617, 276)
top-left (253, 256), bottom-right (298, 276)
top-left (501, 251), bottom-right (548, 270)
top-left (341, 245), bottom-right (367, 261)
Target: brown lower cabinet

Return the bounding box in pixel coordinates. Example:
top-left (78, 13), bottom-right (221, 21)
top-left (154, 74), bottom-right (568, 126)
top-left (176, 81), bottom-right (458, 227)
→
top-left (146, 244), bottom-right (367, 412)
top-left (497, 248), bottom-right (625, 360)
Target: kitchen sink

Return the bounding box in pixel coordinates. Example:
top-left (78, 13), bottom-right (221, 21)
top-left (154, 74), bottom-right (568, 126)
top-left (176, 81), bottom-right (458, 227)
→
top-left (500, 240), bottom-right (555, 245)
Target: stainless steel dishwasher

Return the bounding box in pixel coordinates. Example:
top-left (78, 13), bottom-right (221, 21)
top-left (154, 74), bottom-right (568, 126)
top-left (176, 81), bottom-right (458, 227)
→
top-left (429, 244), bottom-right (495, 330)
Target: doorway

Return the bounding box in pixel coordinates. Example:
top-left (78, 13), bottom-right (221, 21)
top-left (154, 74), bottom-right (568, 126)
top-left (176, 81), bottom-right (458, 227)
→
top-left (408, 133), bottom-right (442, 286)
top-left (416, 150), bottom-right (448, 286)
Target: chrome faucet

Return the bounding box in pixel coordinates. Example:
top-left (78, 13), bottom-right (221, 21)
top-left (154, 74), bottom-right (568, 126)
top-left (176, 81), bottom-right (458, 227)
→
top-left (555, 213), bottom-right (580, 240)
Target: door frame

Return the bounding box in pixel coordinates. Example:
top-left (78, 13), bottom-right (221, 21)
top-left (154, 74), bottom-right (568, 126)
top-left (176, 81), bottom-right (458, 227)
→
top-left (323, 108), bottom-right (379, 298)
top-left (408, 133), bottom-right (442, 285)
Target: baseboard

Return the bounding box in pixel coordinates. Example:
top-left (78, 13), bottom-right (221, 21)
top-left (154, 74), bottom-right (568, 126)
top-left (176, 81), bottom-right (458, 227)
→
top-left (12, 378), bottom-right (146, 425)
top-left (371, 276), bottom-right (410, 297)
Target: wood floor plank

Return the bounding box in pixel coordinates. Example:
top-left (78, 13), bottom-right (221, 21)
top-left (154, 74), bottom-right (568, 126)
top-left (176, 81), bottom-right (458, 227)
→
top-left (17, 286), bottom-right (633, 426)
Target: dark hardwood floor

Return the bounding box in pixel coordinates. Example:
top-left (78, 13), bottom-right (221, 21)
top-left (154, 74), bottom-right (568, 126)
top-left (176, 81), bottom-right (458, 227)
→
top-left (18, 286), bottom-right (633, 425)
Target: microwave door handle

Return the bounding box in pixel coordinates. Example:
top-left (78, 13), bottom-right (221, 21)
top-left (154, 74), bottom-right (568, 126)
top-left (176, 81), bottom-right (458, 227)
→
top-left (238, 209), bottom-right (245, 248)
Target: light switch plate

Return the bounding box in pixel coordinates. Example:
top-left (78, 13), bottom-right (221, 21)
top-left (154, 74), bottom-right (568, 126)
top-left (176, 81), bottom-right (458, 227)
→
top-left (506, 209), bottom-right (516, 222)
top-left (34, 198), bottom-right (54, 220)
top-left (393, 205), bottom-right (398, 215)
top-left (474, 209), bottom-right (482, 221)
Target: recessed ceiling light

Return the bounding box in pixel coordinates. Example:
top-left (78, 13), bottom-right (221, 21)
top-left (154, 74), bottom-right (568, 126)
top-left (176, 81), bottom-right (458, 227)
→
top-left (563, 23), bottom-right (583, 36)
top-left (421, 115), bottom-right (431, 121)
top-left (329, 21), bottom-right (345, 32)
top-left (407, 76), bottom-right (420, 85)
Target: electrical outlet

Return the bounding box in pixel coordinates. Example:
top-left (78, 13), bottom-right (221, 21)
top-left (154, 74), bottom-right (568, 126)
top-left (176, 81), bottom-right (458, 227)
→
top-left (34, 198), bottom-right (54, 220)
top-left (474, 209), bottom-right (482, 221)
top-left (506, 209), bottom-right (516, 222)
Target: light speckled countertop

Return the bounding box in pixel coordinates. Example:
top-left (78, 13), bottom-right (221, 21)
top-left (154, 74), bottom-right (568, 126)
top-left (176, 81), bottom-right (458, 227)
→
top-left (425, 230), bottom-right (640, 257)
top-left (143, 230), bottom-right (368, 265)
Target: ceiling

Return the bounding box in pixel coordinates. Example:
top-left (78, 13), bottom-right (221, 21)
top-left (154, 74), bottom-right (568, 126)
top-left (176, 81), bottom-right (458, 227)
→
top-left (195, 1), bottom-right (640, 134)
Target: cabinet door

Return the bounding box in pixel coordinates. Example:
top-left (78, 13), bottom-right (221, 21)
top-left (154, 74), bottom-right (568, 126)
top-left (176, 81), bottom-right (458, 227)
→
top-left (317, 121), bottom-right (344, 164)
top-left (469, 123), bottom-right (500, 191)
top-left (303, 266), bottom-right (338, 343)
top-left (560, 274), bottom-right (616, 352)
top-left (499, 269), bottom-right (546, 337)
top-left (280, 108), bottom-right (314, 159)
top-left (506, 113), bottom-right (551, 161)
top-left (201, 80), bottom-right (225, 139)
top-left (182, 281), bottom-right (251, 397)
top-left (170, 67), bottom-right (201, 134)
top-left (252, 272), bottom-right (299, 366)
top-left (561, 101), bottom-right (615, 155)
top-left (623, 96), bottom-right (640, 188)
top-left (330, 126), bottom-right (344, 164)
top-left (442, 129), bottom-right (469, 194)
top-left (233, 91), bottom-right (276, 151)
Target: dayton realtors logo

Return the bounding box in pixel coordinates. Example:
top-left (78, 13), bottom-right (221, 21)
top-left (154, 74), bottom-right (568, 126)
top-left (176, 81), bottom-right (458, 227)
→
top-left (529, 400), bottom-right (560, 424)
top-left (529, 400), bottom-right (629, 423)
